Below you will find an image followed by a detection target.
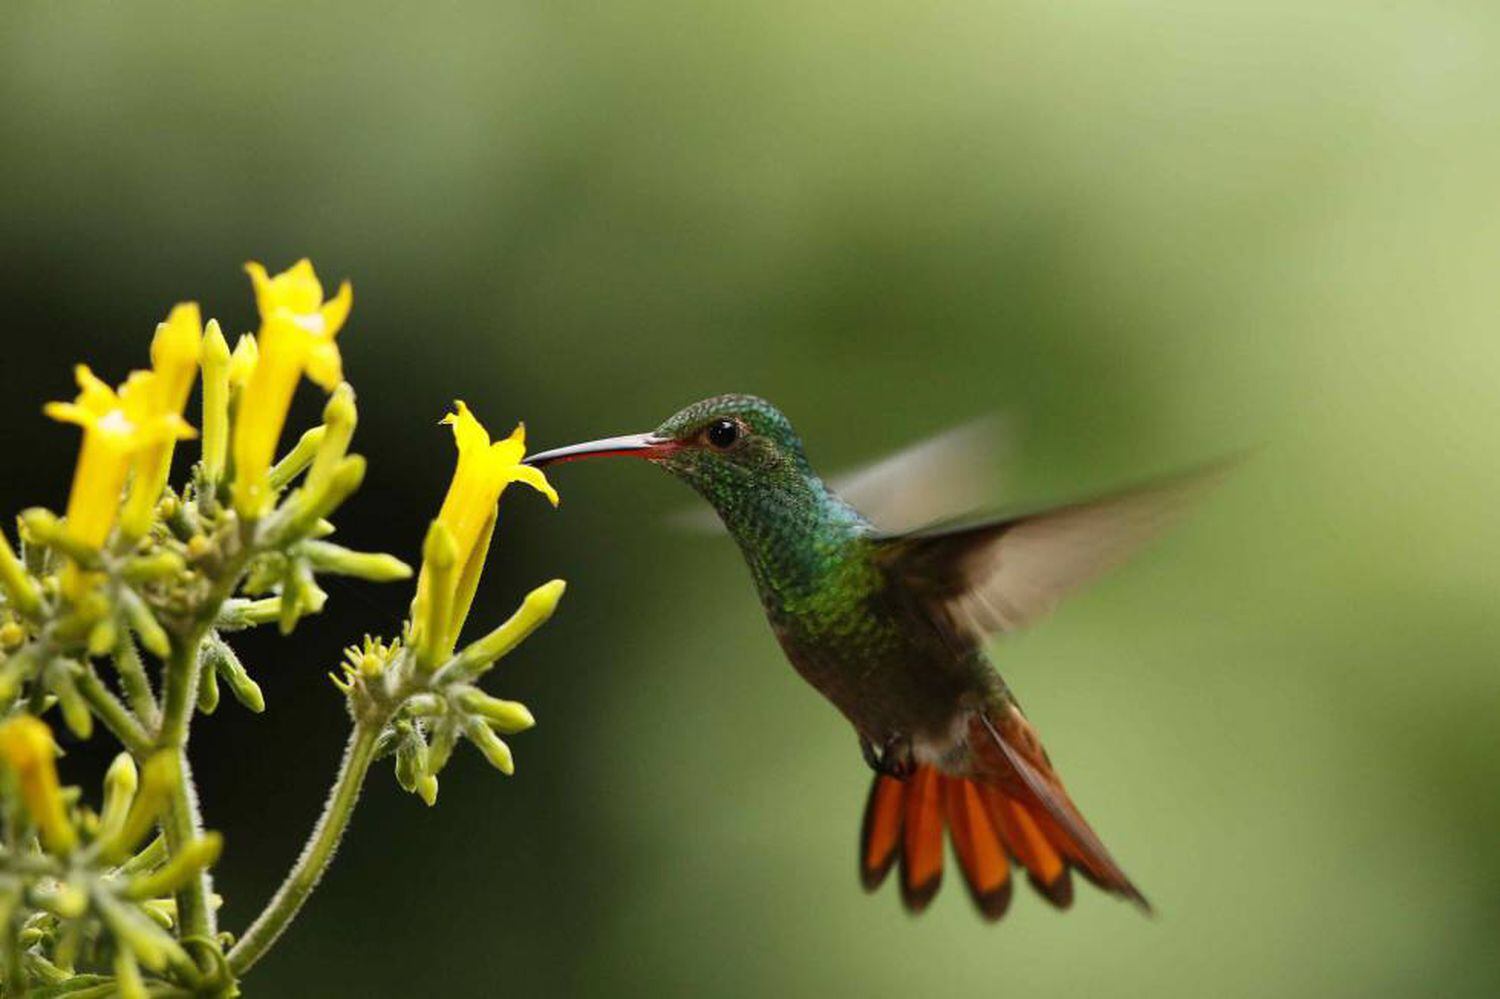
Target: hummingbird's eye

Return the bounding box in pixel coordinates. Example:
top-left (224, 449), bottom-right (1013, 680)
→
top-left (705, 419), bottom-right (740, 450)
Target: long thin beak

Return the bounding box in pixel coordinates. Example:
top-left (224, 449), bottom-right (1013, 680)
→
top-left (524, 432), bottom-right (675, 467)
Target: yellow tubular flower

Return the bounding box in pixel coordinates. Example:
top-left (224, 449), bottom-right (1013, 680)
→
top-left (46, 367), bottom-right (194, 593)
top-left (413, 402), bottom-right (558, 664)
top-left (121, 303), bottom-right (204, 538)
top-left (0, 715), bottom-right (76, 854)
top-left (231, 260), bottom-right (352, 517)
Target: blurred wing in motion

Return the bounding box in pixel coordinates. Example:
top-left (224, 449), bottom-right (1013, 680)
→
top-left (668, 415), bottom-right (1009, 534)
top-left (874, 460), bottom-right (1233, 645)
top-left (830, 415), bottom-right (1008, 533)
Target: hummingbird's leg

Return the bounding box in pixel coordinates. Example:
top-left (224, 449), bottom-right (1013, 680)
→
top-left (860, 734), bottom-right (916, 779)
top-left (882, 737), bottom-right (916, 779)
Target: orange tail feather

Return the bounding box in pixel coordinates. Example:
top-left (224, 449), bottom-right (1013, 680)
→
top-left (857, 707), bottom-right (1149, 919)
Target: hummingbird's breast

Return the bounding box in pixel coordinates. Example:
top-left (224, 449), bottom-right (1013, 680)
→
top-left (747, 530), bottom-right (990, 747)
top-left (705, 469), bottom-right (994, 748)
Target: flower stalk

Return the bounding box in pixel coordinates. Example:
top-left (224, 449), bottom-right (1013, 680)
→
top-left (226, 722), bottom-right (380, 976)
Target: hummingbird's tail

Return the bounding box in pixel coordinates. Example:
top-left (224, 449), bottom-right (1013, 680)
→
top-left (859, 706), bottom-right (1150, 920)
top-left (860, 765), bottom-right (1016, 919)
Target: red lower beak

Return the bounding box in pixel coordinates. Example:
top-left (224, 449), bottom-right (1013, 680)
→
top-left (524, 432), bottom-right (677, 467)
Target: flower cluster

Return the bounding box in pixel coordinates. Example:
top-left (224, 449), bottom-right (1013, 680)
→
top-left (0, 261), bottom-right (563, 996)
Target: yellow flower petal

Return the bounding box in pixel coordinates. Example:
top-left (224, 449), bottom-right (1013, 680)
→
top-left (43, 402), bottom-right (91, 427)
top-left (46, 363), bottom-right (194, 578)
top-left (230, 260), bottom-right (353, 517)
top-left (305, 339), bottom-right (344, 391)
top-left (413, 403), bottom-right (559, 661)
top-left (320, 280), bottom-right (353, 338)
top-left (511, 463), bottom-right (559, 507)
top-left (150, 302), bottom-right (204, 413)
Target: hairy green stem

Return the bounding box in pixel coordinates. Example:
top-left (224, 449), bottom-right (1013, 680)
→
top-left (74, 667), bottom-right (154, 758)
top-left (156, 637), bottom-right (213, 949)
top-left (227, 722), bottom-right (380, 976)
top-left (113, 637), bottom-right (160, 731)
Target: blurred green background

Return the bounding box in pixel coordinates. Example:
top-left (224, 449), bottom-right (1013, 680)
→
top-left (4, 2), bottom-right (1500, 996)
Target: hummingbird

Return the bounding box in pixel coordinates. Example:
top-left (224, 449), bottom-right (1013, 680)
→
top-left (527, 395), bottom-right (1220, 921)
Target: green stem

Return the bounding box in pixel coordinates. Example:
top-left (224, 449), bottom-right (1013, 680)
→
top-left (113, 637), bottom-right (160, 731)
top-left (227, 723), bottom-right (380, 976)
top-left (2, 908), bottom-right (23, 996)
top-left (147, 529), bottom-right (256, 966)
top-left (74, 667), bottom-right (153, 758)
top-left (156, 638), bottom-right (213, 947)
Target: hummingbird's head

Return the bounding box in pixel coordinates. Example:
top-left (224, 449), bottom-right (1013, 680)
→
top-left (526, 394), bottom-right (816, 509)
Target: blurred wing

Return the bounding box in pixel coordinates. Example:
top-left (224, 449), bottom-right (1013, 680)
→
top-left (831, 415), bottom-right (1008, 533)
top-left (875, 460), bottom-right (1232, 644)
top-left (667, 415), bottom-right (1008, 535)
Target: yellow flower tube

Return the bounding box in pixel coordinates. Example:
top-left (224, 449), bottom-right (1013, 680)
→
top-left (412, 402), bottom-right (557, 665)
top-left (46, 367), bottom-right (193, 594)
top-left (231, 259), bottom-right (352, 517)
top-left (121, 303), bottom-right (204, 539)
top-left (0, 715), bottom-right (76, 854)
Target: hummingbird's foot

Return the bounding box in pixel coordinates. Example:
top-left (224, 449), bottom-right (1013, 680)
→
top-left (860, 735), bottom-right (915, 780)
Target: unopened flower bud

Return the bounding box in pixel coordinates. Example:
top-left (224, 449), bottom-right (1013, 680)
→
top-left (445, 579), bottom-right (565, 679)
top-left (464, 717), bottom-right (516, 776)
top-left (453, 686), bottom-right (536, 734)
top-left (302, 541), bottom-right (412, 582)
top-left (99, 753), bottom-right (139, 845)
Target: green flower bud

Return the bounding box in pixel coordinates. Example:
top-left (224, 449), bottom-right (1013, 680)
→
top-left (20, 508), bottom-right (98, 567)
top-left (101, 752), bottom-right (179, 863)
top-left (203, 633), bottom-right (264, 714)
top-left (464, 717), bottom-right (515, 776)
top-left (140, 898), bottom-right (176, 930)
top-left (268, 425), bottom-right (328, 492)
top-left (217, 597), bottom-right (282, 631)
top-left (122, 550), bottom-right (186, 584)
top-left (0, 527), bottom-right (42, 618)
top-left (453, 686), bottom-right (536, 734)
top-left (93, 888), bottom-right (192, 974)
top-left (99, 753), bottom-right (139, 844)
top-left (277, 455), bottom-right (366, 542)
top-left (393, 724), bottom-right (424, 794)
top-left (445, 579), bottom-right (565, 680)
top-left (0, 621), bottom-right (25, 650)
top-left (124, 832), bottom-right (223, 900)
top-left (86, 615), bottom-right (118, 659)
top-left (302, 541), bottom-right (412, 582)
top-left (116, 835), bottom-right (167, 877)
top-left (48, 661), bottom-right (93, 740)
top-left (425, 718), bottom-right (459, 777)
top-left (118, 588), bottom-right (170, 659)
top-left (304, 382), bottom-right (358, 496)
top-left (197, 651), bottom-right (220, 714)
